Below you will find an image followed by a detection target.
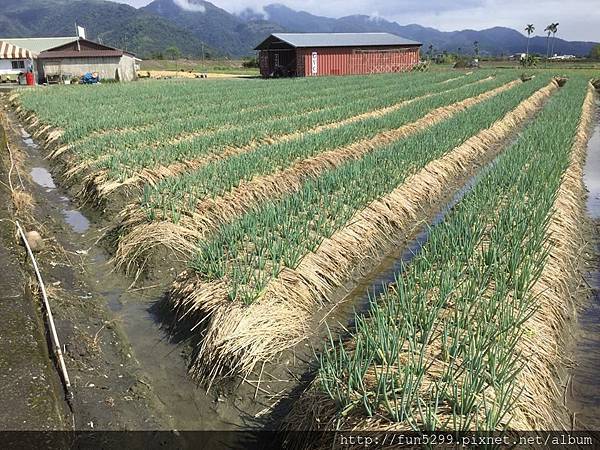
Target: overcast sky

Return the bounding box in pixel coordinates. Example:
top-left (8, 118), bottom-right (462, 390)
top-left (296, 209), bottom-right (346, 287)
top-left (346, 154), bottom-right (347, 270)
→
top-left (114, 0), bottom-right (599, 42)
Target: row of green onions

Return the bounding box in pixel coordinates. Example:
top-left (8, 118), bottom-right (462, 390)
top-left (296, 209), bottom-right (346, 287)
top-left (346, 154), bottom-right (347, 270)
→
top-left (315, 76), bottom-right (588, 431)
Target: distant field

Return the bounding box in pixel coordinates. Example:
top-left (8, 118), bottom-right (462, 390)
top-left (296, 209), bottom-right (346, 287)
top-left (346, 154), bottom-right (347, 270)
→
top-left (479, 58), bottom-right (600, 69)
top-left (140, 58), bottom-right (259, 75)
top-left (13, 69), bottom-right (599, 432)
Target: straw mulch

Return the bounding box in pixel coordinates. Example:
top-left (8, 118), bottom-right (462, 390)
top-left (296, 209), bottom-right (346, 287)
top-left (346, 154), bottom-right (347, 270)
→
top-left (166, 80), bottom-right (556, 385)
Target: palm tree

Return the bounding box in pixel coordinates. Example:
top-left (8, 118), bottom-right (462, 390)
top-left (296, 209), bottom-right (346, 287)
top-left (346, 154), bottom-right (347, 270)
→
top-left (544, 23), bottom-right (553, 58)
top-left (525, 24), bottom-right (535, 57)
top-left (550, 22), bottom-right (559, 57)
top-left (428, 44), bottom-right (434, 60)
top-left (473, 40), bottom-right (479, 57)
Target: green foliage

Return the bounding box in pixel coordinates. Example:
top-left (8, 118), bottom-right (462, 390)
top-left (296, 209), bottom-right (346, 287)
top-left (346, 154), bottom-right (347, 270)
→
top-left (590, 44), bottom-right (600, 60)
top-left (519, 54), bottom-right (538, 67)
top-left (316, 76), bottom-right (589, 429)
top-left (186, 75), bottom-right (548, 304)
top-left (453, 55), bottom-right (477, 68)
top-left (140, 72), bottom-right (508, 223)
top-left (18, 69), bottom-right (592, 418)
top-left (164, 46), bottom-right (181, 60)
top-left (242, 57), bottom-right (259, 68)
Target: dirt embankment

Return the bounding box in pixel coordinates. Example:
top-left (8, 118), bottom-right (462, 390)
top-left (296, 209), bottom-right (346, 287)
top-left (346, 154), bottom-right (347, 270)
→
top-left (0, 126), bottom-right (65, 430)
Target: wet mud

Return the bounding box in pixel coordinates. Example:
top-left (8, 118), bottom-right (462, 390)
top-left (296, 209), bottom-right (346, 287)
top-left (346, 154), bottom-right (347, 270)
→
top-left (0, 138), bottom-right (66, 430)
top-left (1, 110), bottom-right (165, 430)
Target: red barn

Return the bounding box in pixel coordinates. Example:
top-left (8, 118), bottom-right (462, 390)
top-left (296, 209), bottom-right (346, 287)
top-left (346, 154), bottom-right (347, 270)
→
top-left (255, 32), bottom-right (422, 78)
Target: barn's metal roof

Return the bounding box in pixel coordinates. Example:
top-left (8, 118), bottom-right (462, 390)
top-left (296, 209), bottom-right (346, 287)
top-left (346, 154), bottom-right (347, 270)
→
top-left (255, 32), bottom-right (421, 50)
top-left (38, 38), bottom-right (132, 59)
top-left (0, 37), bottom-right (78, 54)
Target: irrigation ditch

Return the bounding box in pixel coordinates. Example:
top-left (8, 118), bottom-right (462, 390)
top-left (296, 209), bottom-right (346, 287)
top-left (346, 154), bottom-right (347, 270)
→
top-left (0, 77), bottom-right (598, 448)
top-left (0, 107), bottom-right (173, 431)
top-left (567, 94), bottom-right (600, 430)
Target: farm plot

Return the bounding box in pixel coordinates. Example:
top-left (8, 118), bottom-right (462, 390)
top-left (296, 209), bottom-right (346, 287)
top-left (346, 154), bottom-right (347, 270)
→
top-left (164, 74), bottom-right (559, 383)
top-left (114, 72), bottom-right (519, 267)
top-left (11, 71), bottom-right (593, 423)
top-left (76, 72), bottom-right (499, 202)
top-left (285, 76), bottom-right (596, 434)
top-left (19, 71), bottom-right (464, 148)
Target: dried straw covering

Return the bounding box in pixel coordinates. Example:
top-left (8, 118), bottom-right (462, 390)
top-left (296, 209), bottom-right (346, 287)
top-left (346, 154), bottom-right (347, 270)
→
top-left (509, 83), bottom-right (596, 429)
top-left (284, 82), bottom-right (597, 440)
top-left (166, 80), bottom-right (557, 384)
top-left (115, 78), bottom-right (513, 273)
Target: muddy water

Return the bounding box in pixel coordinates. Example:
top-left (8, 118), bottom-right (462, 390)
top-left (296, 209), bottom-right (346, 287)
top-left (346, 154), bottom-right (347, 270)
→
top-left (569, 101), bottom-right (600, 429)
top-left (30, 167), bottom-right (56, 190)
top-left (335, 168), bottom-right (488, 324)
top-left (19, 126), bottom-right (248, 431)
top-left (584, 106), bottom-right (600, 219)
top-left (88, 250), bottom-right (246, 430)
top-left (25, 134), bottom-right (90, 235)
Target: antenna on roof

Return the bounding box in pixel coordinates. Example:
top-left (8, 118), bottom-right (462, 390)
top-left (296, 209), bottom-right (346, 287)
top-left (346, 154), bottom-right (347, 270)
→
top-left (75, 23), bottom-right (85, 50)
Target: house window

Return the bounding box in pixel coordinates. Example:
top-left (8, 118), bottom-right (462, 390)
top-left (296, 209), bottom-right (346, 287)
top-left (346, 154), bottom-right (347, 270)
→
top-left (11, 60), bottom-right (25, 69)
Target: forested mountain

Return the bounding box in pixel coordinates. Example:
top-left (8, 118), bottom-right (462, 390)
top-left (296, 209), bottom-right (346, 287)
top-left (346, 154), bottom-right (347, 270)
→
top-left (263, 3), bottom-right (597, 57)
top-left (0, 0), bottom-right (596, 58)
top-left (0, 0), bottom-right (211, 57)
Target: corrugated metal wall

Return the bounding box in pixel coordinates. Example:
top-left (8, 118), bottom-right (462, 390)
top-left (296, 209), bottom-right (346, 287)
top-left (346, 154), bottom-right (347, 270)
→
top-left (259, 52), bottom-right (270, 77)
top-left (296, 46), bottom-right (420, 77)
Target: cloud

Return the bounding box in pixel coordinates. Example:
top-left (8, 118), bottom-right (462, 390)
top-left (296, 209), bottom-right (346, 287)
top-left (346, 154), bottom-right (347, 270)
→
top-left (209, 0), bottom-right (484, 17)
top-left (173, 0), bottom-right (206, 12)
top-left (208, 0), bottom-right (597, 41)
top-left (385, 0), bottom-right (599, 41)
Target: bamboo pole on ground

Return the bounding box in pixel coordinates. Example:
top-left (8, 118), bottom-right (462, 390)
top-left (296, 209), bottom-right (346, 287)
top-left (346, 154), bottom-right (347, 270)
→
top-left (15, 220), bottom-right (74, 403)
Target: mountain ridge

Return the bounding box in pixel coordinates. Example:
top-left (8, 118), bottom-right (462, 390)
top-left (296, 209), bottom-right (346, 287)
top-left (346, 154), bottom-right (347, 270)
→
top-left (0, 0), bottom-right (596, 58)
top-left (261, 3), bottom-right (596, 57)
